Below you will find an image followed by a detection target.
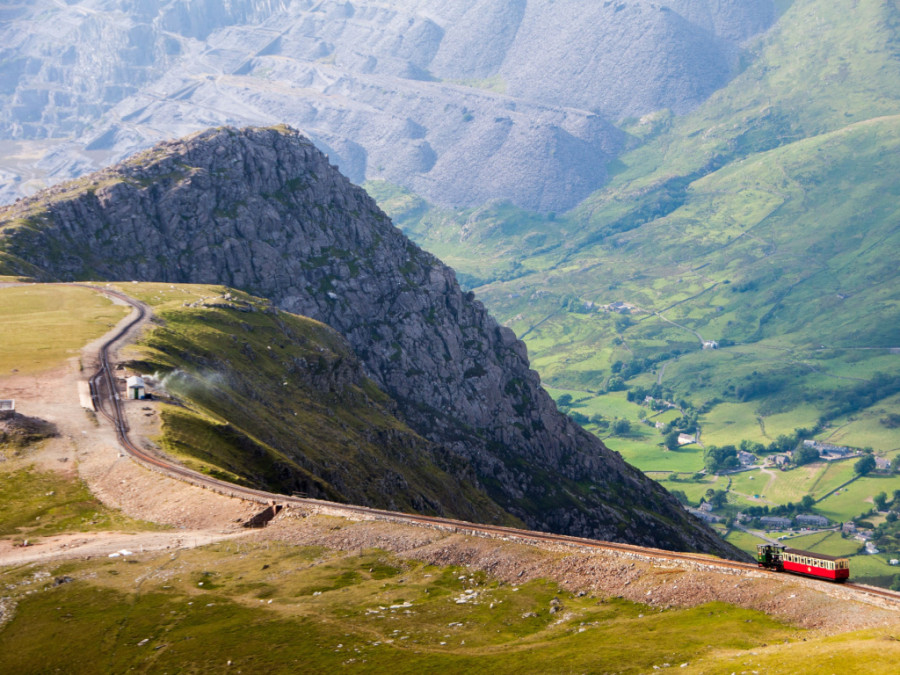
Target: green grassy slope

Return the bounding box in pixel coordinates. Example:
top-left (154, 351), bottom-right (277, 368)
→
top-left (0, 538), bottom-right (815, 674)
top-left (0, 466), bottom-right (158, 541)
top-left (0, 284), bottom-right (129, 375)
top-left (488, 116), bottom-right (900, 418)
top-left (3, 535), bottom-right (900, 673)
top-left (119, 283), bottom-right (513, 525)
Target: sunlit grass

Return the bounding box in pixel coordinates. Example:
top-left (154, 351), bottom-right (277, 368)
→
top-left (0, 539), bottom-right (800, 674)
top-left (0, 284), bottom-right (129, 375)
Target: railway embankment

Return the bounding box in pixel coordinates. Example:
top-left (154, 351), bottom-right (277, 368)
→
top-left (258, 511), bottom-right (900, 634)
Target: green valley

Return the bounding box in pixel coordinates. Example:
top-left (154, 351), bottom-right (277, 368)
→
top-left (372, 0), bottom-right (900, 576)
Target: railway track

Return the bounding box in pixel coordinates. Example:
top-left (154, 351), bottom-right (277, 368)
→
top-left (82, 284), bottom-right (900, 605)
top-left (844, 582), bottom-right (900, 603)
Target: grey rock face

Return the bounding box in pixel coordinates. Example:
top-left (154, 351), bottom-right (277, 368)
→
top-left (0, 0), bottom-right (775, 211)
top-left (0, 126), bottom-right (739, 558)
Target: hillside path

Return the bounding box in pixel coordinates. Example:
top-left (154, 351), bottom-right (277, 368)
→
top-left (0, 284), bottom-right (260, 568)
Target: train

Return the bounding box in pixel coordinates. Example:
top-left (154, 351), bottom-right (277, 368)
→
top-left (756, 544), bottom-right (850, 582)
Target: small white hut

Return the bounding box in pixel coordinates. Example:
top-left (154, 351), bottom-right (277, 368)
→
top-left (0, 399), bottom-right (14, 419)
top-left (126, 376), bottom-right (146, 400)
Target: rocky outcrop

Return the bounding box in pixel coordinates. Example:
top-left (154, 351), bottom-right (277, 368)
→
top-left (0, 0), bottom-right (775, 210)
top-left (0, 413), bottom-right (58, 449)
top-left (0, 126), bottom-right (740, 557)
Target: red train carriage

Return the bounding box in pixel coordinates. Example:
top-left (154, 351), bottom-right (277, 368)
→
top-left (756, 544), bottom-right (850, 582)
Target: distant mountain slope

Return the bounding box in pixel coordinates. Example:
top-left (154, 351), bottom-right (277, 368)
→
top-left (0, 0), bottom-right (775, 210)
top-left (0, 125), bottom-right (737, 557)
top-left (412, 0), bottom-right (900, 451)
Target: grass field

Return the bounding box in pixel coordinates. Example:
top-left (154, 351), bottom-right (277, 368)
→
top-left (0, 465), bottom-right (158, 540)
top-left (608, 441), bottom-right (704, 473)
top-left (760, 464), bottom-right (829, 504)
top-left (549, 389), bottom-right (641, 421)
top-left (0, 538), bottom-right (801, 674)
top-left (815, 475), bottom-right (900, 522)
top-left (819, 395), bottom-right (900, 451)
top-left (698, 403), bottom-right (763, 446)
top-left (727, 470), bottom-right (766, 500)
top-left (724, 529), bottom-right (767, 555)
top-left (780, 531), bottom-right (860, 558)
top-left (655, 474), bottom-right (725, 506)
top-left (809, 461), bottom-right (859, 500)
top-left (0, 284), bottom-right (128, 375)
top-left (844, 553), bottom-right (899, 582)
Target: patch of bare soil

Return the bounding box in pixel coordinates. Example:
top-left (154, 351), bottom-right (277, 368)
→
top-left (0, 530), bottom-right (245, 567)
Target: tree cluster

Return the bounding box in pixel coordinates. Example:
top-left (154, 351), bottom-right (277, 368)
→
top-left (704, 445), bottom-right (739, 474)
top-left (854, 454), bottom-right (876, 476)
top-left (821, 372), bottom-right (900, 424)
top-left (743, 495), bottom-right (816, 520)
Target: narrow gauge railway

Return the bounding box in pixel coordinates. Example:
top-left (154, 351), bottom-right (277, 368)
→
top-left (82, 284), bottom-right (900, 605)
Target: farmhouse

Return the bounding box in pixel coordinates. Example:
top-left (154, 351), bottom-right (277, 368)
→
top-left (677, 433), bottom-right (696, 446)
top-left (760, 516), bottom-right (793, 530)
top-left (0, 399), bottom-right (13, 420)
top-left (796, 514), bottom-right (829, 528)
top-left (605, 301), bottom-right (637, 313)
top-left (687, 506), bottom-right (721, 523)
top-left (803, 440), bottom-right (856, 460)
top-left (875, 457), bottom-right (892, 472)
top-left (770, 453), bottom-right (790, 468)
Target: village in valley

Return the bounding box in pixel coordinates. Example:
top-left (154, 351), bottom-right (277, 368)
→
top-left (550, 384), bottom-right (900, 589)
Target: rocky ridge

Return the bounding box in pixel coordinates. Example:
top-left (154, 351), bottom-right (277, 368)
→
top-left (0, 125), bottom-right (738, 557)
top-left (0, 0), bottom-right (775, 210)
